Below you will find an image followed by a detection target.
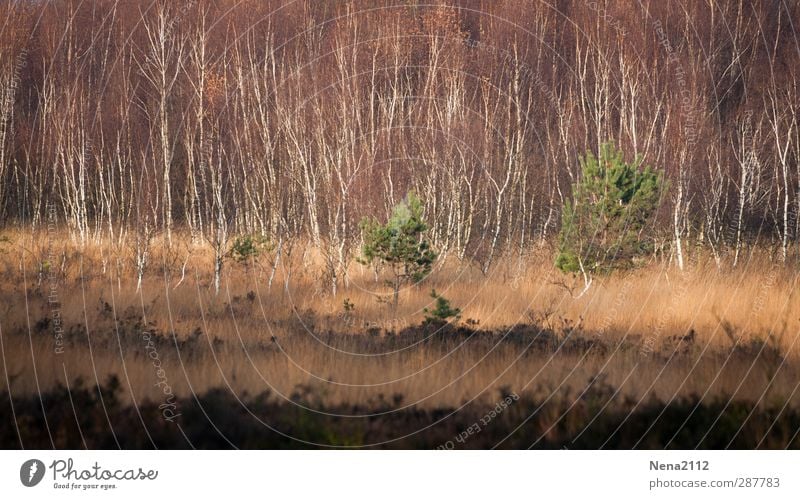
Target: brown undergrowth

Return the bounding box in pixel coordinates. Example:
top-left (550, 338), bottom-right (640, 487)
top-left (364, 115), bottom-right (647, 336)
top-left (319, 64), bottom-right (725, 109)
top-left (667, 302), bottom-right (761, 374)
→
top-left (0, 230), bottom-right (798, 411)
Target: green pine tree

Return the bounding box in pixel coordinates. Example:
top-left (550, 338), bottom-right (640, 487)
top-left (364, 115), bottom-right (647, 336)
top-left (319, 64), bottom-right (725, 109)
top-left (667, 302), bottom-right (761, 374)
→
top-left (423, 289), bottom-right (461, 325)
top-left (556, 142), bottom-right (665, 275)
top-left (359, 192), bottom-right (437, 308)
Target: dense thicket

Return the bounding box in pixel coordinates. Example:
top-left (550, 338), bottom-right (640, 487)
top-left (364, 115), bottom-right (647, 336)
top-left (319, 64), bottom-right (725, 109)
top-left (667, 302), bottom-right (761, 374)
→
top-left (2, 378), bottom-right (798, 448)
top-left (1, 0), bottom-right (799, 278)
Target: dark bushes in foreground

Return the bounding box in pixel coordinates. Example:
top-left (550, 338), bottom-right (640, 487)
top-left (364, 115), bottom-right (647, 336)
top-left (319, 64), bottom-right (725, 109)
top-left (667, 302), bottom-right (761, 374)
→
top-left (1, 377), bottom-right (797, 449)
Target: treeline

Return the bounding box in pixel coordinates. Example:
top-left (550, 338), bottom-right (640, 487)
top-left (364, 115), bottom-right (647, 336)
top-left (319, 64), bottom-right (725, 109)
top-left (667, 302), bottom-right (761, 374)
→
top-left (0, 0), bottom-right (799, 280)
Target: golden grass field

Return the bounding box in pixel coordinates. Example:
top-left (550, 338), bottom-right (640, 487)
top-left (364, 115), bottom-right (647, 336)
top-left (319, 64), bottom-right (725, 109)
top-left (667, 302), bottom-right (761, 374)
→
top-left (1, 229), bottom-right (799, 412)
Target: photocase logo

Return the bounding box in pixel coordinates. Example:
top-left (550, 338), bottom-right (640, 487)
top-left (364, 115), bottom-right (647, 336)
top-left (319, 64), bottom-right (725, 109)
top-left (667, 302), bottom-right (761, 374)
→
top-left (20, 459), bottom-right (45, 487)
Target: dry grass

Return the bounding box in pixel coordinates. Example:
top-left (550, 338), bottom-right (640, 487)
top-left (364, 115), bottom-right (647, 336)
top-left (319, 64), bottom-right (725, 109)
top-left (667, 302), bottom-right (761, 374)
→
top-left (1, 229), bottom-right (799, 410)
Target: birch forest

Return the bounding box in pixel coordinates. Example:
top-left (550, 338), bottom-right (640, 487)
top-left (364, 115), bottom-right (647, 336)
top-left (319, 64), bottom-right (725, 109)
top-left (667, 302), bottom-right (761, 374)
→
top-left (1, 0), bottom-right (799, 283)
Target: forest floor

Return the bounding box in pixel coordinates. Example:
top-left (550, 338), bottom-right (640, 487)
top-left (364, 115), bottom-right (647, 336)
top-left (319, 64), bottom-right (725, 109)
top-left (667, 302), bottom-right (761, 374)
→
top-left (1, 231), bottom-right (799, 448)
